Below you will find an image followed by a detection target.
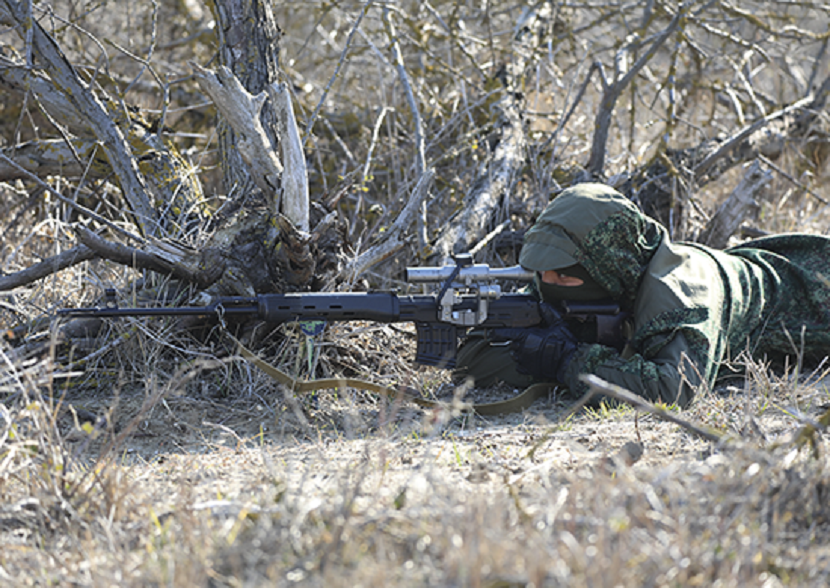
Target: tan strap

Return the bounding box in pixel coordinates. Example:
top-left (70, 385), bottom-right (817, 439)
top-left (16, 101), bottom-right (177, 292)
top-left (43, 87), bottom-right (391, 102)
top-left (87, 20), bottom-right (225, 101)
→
top-left (469, 382), bottom-right (552, 415)
top-left (231, 334), bottom-right (551, 415)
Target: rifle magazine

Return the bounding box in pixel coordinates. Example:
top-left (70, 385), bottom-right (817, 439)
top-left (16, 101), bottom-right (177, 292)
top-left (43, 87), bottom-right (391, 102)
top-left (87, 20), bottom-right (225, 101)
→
top-left (414, 322), bottom-right (458, 368)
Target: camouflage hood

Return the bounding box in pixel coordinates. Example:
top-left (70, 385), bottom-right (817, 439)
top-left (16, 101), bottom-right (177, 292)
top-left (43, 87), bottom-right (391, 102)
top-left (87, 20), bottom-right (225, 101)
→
top-left (520, 183), bottom-right (667, 307)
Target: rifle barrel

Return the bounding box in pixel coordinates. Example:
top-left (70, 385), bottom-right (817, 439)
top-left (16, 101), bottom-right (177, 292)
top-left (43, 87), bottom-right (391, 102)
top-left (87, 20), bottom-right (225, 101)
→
top-left (57, 299), bottom-right (259, 319)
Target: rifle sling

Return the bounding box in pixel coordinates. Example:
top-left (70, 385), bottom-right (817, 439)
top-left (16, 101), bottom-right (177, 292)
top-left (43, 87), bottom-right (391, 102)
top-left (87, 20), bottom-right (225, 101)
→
top-left (230, 334), bottom-right (552, 415)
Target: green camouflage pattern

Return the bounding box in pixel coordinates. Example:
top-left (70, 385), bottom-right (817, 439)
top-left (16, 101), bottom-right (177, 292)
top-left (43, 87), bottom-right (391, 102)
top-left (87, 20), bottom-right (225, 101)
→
top-left (458, 183), bottom-right (830, 408)
top-left (727, 235), bottom-right (830, 364)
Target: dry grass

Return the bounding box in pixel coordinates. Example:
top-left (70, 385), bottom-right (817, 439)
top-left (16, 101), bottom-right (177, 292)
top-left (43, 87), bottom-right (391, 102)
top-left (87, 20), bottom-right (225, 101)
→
top-left (3, 319), bottom-right (830, 586)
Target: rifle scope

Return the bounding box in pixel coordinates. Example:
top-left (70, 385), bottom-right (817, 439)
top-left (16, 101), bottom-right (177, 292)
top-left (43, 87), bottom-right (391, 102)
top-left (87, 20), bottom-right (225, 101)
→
top-left (405, 264), bottom-right (534, 284)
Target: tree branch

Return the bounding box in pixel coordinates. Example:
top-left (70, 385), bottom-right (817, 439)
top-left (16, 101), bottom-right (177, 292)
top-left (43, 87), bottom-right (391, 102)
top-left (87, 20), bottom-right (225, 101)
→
top-left (0, 245), bottom-right (96, 291)
top-left (0, 0), bottom-right (159, 236)
top-left (0, 139), bottom-right (100, 181)
top-left (693, 96), bottom-right (814, 178)
top-left (192, 63), bottom-right (283, 212)
top-left (383, 6), bottom-right (428, 250)
top-left (0, 152), bottom-right (144, 244)
top-left (336, 169), bottom-right (434, 286)
top-left (586, 8), bottom-right (685, 176)
top-left (269, 82), bottom-right (309, 233)
top-left (430, 96), bottom-right (526, 261)
top-left (0, 55), bottom-right (91, 136)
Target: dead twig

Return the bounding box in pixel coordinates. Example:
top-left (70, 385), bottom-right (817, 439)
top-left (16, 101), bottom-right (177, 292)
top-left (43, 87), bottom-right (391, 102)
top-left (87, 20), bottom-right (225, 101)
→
top-left (304, 0), bottom-right (375, 138)
top-left (383, 6), bottom-right (428, 251)
top-left (575, 374), bottom-right (724, 444)
top-left (335, 169), bottom-right (434, 287)
top-left (757, 154), bottom-right (830, 206)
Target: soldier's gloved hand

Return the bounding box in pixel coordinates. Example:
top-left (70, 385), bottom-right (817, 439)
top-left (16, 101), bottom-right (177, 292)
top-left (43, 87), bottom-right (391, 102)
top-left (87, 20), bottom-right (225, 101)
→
top-left (488, 303), bottom-right (578, 383)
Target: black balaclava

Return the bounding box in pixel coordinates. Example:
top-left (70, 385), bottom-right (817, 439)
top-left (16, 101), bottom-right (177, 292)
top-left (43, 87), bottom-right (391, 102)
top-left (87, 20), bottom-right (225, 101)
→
top-left (534, 264), bottom-right (611, 303)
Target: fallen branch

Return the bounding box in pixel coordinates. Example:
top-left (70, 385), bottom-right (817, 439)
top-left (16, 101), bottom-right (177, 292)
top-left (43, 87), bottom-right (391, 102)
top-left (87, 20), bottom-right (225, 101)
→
top-left (429, 4), bottom-right (554, 262)
top-left (76, 227), bottom-right (224, 289)
top-left (430, 96), bottom-right (526, 262)
top-left (469, 220), bottom-right (511, 258)
top-left (0, 246), bottom-right (96, 291)
top-left (575, 374), bottom-right (724, 443)
top-left (698, 160), bottom-right (772, 248)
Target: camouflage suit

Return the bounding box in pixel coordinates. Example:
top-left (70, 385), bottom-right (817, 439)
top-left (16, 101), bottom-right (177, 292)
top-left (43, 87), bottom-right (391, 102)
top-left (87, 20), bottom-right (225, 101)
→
top-left (455, 183), bottom-right (830, 407)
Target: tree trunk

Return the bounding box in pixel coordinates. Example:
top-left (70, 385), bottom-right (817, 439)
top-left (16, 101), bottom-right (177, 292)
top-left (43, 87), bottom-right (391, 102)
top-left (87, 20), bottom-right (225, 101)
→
top-left (210, 0), bottom-right (282, 201)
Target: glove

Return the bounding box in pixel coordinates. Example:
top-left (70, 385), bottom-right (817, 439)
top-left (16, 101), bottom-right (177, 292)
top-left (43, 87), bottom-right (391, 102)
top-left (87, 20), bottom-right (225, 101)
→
top-left (489, 303), bottom-right (578, 383)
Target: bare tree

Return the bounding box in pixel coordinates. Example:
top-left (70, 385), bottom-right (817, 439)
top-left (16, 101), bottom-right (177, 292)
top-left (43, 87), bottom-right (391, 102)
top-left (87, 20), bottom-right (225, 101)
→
top-left (0, 0), bottom-right (323, 300)
top-left (0, 0), bottom-right (827, 335)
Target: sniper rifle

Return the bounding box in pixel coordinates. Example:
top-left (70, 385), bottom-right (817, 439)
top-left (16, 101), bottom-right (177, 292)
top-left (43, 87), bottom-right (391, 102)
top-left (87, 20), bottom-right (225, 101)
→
top-left (57, 254), bottom-right (628, 369)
